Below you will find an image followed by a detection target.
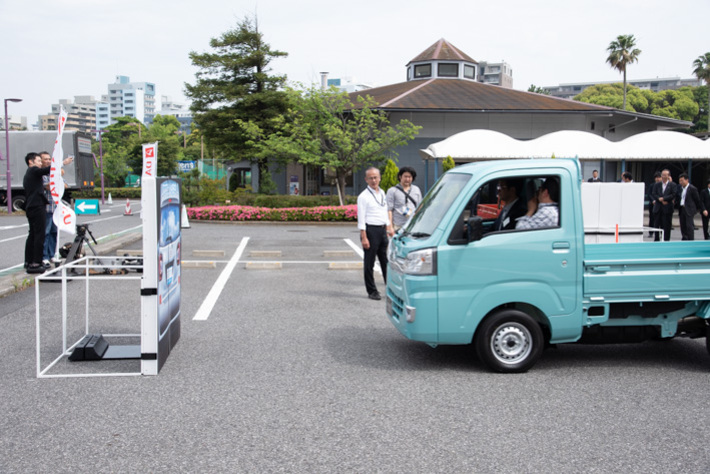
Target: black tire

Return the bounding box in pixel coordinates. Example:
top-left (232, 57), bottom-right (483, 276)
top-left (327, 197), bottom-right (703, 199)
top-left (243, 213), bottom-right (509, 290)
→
top-left (11, 194), bottom-right (26, 212)
top-left (474, 309), bottom-right (544, 373)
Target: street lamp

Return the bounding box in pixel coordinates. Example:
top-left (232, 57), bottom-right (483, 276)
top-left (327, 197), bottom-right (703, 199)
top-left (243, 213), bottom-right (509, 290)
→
top-left (126, 121), bottom-right (142, 139)
top-left (91, 129), bottom-right (107, 204)
top-left (4, 98), bottom-right (22, 214)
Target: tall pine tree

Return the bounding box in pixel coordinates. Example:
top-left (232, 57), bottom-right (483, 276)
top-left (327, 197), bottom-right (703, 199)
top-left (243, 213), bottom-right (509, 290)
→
top-left (185, 15), bottom-right (288, 191)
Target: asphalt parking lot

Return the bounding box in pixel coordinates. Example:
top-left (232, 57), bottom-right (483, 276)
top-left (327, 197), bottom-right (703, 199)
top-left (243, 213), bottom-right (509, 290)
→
top-left (2, 221), bottom-right (710, 472)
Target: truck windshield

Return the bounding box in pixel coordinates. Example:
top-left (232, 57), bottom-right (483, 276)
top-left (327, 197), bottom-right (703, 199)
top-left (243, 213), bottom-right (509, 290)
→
top-left (403, 173), bottom-right (471, 236)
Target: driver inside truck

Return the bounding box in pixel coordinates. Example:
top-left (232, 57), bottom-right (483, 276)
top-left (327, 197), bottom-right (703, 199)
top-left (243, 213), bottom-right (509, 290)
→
top-left (494, 178), bottom-right (527, 231)
top-left (515, 177), bottom-right (560, 230)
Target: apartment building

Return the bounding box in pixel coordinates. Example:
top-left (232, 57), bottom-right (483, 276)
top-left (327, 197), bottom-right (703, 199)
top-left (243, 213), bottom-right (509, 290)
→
top-left (544, 77), bottom-right (702, 99)
top-left (98, 75), bottom-right (158, 128)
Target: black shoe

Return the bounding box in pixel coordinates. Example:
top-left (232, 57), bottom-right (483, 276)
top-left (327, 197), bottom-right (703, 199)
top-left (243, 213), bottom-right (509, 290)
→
top-left (368, 292), bottom-right (382, 301)
top-left (27, 264), bottom-right (46, 274)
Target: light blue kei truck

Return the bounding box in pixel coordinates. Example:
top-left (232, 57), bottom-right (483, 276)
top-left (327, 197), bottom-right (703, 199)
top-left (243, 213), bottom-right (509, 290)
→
top-left (386, 159), bottom-right (710, 372)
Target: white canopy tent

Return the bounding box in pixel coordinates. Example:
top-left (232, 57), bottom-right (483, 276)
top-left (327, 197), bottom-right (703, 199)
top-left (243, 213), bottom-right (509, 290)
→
top-left (419, 129), bottom-right (710, 161)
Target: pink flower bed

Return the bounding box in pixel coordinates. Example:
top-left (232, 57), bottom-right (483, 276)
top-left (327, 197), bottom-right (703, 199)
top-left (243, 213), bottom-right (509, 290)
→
top-left (187, 205), bottom-right (358, 222)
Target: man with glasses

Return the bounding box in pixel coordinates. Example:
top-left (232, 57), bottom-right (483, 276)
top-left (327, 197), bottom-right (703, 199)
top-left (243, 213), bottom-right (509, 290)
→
top-left (357, 167), bottom-right (393, 300)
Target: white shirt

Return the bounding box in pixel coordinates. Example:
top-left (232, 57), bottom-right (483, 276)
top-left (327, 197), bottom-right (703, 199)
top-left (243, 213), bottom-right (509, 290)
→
top-left (357, 186), bottom-right (389, 230)
top-left (681, 184), bottom-right (688, 206)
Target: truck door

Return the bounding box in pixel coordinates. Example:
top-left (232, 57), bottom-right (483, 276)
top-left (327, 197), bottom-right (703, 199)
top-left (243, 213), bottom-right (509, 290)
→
top-left (436, 171), bottom-right (581, 343)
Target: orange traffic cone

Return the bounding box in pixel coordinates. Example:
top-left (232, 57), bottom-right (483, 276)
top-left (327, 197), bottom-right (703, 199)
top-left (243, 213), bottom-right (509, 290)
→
top-left (124, 198), bottom-right (133, 216)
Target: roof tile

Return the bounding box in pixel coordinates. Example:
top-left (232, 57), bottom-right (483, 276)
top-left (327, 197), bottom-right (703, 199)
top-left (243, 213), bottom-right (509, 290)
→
top-left (350, 79), bottom-right (614, 112)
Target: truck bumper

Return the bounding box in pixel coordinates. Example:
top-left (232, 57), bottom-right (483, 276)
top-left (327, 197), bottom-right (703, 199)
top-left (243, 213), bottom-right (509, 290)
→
top-left (386, 269), bottom-right (439, 344)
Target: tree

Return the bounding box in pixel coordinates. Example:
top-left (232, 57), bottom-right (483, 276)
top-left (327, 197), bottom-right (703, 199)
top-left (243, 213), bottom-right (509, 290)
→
top-left (574, 84), bottom-right (698, 122)
top-left (240, 86), bottom-right (421, 205)
top-left (185, 15), bottom-right (289, 191)
top-left (527, 85), bottom-right (549, 95)
top-left (606, 34), bottom-right (641, 111)
top-left (442, 156), bottom-right (455, 172)
top-left (380, 159), bottom-right (399, 192)
top-left (693, 52), bottom-right (710, 131)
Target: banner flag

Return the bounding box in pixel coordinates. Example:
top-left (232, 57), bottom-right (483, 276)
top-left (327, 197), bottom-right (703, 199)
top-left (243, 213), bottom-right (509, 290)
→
top-left (142, 142), bottom-right (158, 181)
top-left (49, 107), bottom-right (68, 205)
top-left (53, 201), bottom-right (76, 235)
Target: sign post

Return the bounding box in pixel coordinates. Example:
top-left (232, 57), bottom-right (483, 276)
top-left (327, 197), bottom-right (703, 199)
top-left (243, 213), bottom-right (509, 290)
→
top-left (74, 198), bottom-right (101, 215)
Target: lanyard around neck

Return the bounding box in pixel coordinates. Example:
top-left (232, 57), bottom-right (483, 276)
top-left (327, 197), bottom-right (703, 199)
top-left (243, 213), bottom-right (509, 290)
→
top-left (367, 187), bottom-right (385, 207)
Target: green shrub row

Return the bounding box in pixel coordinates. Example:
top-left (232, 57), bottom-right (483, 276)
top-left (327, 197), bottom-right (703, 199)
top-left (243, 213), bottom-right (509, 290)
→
top-left (74, 187), bottom-right (357, 208)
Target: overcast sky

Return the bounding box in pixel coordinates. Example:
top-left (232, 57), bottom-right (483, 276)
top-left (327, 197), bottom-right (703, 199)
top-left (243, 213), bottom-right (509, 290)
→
top-left (2, 0), bottom-right (708, 124)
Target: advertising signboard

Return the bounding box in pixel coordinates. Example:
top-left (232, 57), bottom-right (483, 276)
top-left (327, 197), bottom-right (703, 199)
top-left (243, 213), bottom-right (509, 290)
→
top-left (157, 178), bottom-right (182, 368)
top-left (141, 174), bottom-right (181, 374)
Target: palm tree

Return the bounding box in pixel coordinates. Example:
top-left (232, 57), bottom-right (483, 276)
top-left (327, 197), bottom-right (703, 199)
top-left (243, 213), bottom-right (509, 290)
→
top-left (692, 52), bottom-right (710, 131)
top-left (606, 35), bottom-right (642, 111)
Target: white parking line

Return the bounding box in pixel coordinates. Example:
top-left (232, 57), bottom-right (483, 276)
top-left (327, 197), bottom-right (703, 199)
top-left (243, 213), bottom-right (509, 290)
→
top-left (0, 224), bottom-right (29, 231)
top-left (81, 215), bottom-right (123, 224)
top-left (0, 263), bottom-right (24, 274)
top-left (344, 238), bottom-right (382, 274)
top-left (193, 237), bottom-right (249, 321)
top-left (0, 234), bottom-right (26, 244)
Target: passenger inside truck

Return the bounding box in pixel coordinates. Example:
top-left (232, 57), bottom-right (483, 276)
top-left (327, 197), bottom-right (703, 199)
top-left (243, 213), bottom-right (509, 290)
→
top-left (449, 175), bottom-right (560, 243)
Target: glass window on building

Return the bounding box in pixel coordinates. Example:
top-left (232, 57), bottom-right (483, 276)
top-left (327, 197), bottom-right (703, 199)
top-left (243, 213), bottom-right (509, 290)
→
top-left (438, 63), bottom-right (459, 77)
top-left (414, 64), bottom-right (432, 78)
top-left (464, 64), bottom-right (476, 79)
top-left (232, 168), bottom-right (251, 188)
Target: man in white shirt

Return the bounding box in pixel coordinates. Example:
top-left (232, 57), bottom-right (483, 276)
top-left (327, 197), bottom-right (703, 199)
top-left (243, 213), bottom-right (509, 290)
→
top-left (357, 167), bottom-right (394, 300)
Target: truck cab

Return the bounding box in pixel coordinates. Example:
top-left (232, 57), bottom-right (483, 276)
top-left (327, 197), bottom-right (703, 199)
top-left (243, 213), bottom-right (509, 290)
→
top-left (386, 159), bottom-right (710, 372)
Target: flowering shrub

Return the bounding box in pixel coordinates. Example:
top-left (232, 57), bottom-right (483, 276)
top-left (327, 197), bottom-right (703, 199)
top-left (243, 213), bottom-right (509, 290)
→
top-left (187, 205), bottom-right (358, 222)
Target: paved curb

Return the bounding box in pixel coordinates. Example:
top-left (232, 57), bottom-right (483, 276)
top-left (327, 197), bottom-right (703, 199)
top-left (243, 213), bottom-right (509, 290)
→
top-left (0, 231), bottom-right (143, 299)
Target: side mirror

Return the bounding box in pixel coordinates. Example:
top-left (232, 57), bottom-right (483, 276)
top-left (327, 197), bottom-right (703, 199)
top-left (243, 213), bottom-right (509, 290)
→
top-left (467, 216), bottom-right (483, 242)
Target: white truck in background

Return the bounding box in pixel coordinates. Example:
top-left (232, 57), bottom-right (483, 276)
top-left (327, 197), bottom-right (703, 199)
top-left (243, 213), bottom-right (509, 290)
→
top-left (0, 131), bottom-right (95, 211)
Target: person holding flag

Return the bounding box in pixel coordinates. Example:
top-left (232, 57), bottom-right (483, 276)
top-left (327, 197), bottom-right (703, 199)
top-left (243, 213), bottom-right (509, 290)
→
top-left (23, 152), bottom-right (73, 273)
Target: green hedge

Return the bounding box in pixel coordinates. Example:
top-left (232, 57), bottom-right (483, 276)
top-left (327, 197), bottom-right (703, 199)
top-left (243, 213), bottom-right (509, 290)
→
top-left (74, 187), bottom-right (356, 208)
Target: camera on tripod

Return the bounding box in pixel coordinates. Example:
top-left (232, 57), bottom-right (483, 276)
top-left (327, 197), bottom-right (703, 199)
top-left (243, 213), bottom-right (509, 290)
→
top-left (59, 222), bottom-right (99, 260)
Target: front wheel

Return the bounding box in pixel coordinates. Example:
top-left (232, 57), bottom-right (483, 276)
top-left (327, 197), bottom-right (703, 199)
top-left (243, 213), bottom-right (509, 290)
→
top-left (474, 310), bottom-right (544, 373)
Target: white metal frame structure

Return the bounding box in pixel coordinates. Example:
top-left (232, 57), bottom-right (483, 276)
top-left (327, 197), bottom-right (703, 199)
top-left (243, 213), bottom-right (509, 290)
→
top-left (35, 256), bottom-right (143, 379)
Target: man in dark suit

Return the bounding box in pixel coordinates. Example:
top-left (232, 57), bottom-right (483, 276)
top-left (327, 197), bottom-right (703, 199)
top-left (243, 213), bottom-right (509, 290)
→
top-left (494, 178), bottom-right (527, 231)
top-left (648, 172), bottom-right (662, 236)
top-left (676, 173), bottom-right (705, 241)
top-left (700, 179), bottom-right (710, 240)
top-left (650, 169), bottom-right (676, 241)
top-left (587, 170), bottom-right (601, 182)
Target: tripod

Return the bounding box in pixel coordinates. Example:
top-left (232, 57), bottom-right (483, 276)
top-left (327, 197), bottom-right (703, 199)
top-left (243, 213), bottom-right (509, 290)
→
top-left (63, 223), bottom-right (100, 264)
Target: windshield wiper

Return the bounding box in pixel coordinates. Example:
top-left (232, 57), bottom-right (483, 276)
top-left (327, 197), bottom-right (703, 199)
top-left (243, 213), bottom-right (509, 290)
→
top-left (410, 232), bottom-right (431, 238)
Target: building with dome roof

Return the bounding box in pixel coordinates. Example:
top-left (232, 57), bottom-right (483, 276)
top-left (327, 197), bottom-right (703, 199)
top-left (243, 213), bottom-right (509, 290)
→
top-left (273, 39), bottom-right (693, 196)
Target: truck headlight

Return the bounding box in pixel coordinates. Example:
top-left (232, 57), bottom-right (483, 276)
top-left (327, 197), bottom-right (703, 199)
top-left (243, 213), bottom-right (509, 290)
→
top-left (403, 248), bottom-right (436, 275)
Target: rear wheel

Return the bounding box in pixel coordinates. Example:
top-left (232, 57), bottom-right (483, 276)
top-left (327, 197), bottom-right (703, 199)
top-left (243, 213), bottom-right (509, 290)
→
top-left (11, 194), bottom-right (25, 212)
top-left (475, 309), bottom-right (544, 373)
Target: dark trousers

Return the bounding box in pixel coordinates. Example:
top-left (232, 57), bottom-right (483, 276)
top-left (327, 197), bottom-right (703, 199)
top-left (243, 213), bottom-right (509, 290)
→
top-left (648, 203), bottom-right (655, 233)
top-left (653, 209), bottom-right (673, 241)
top-left (363, 225), bottom-right (388, 295)
top-left (25, 206), bottom-right (47, 265)
top-left (679, 208), bottom-right (695, 240)
top-left (703, 213), bottom-right (710, 240)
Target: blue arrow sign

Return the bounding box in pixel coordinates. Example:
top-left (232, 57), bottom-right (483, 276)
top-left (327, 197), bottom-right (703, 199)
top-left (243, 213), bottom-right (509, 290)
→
top-left (75, 199), bottom-right (101, 215)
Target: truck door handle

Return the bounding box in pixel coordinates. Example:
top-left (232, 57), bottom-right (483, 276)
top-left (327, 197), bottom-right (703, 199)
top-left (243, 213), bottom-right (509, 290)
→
top-left (552, 241), bottom-right (570, 251)
top-left (589, 266), bottom-right (611, 273)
